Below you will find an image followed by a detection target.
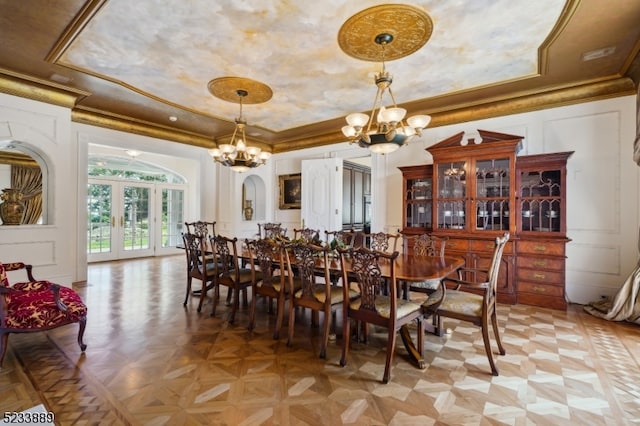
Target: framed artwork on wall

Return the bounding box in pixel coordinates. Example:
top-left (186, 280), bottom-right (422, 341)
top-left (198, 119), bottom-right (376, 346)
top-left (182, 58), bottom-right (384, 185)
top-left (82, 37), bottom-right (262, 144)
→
top-left (279, 173), bottom-right (301, 209)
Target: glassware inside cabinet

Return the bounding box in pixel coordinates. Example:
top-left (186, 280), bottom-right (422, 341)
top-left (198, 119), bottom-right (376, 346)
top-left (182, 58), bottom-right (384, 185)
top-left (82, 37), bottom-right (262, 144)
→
top-left (436, 161), bottom-right (466, 229)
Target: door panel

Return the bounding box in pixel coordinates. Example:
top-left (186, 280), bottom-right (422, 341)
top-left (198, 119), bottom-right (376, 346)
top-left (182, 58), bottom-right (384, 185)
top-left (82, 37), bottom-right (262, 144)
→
top-left (301, 158), bottom-right (343, 235)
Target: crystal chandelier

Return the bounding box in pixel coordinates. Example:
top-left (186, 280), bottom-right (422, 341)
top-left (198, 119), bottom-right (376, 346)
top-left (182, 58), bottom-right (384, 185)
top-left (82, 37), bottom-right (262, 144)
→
top-left (207, 77), bottom-right (272, 173)
top-left (338, 4), bottom-right (434, 155)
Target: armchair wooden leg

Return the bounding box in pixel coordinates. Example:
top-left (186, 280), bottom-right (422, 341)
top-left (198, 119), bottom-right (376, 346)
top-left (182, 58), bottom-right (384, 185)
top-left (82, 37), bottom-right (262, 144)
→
top-left (382, 328), bottom-right (397, 384)
top-left (0, 332), bottom-right (8, 366)
top-left (77, 317), bottom-right (88, 352)
top-left (491, 310), bottom-right (506, 356)
top-left (482, 324), bottom-right (499, 376)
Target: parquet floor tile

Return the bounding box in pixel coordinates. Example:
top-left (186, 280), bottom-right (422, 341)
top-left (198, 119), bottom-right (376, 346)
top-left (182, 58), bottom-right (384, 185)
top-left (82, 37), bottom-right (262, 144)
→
top-left (1, 255), bottom-right (640, 425)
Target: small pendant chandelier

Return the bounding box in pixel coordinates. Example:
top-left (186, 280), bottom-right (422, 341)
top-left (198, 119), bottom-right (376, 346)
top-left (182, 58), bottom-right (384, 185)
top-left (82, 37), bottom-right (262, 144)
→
top-left (207, 77), bottom-right (273, 173)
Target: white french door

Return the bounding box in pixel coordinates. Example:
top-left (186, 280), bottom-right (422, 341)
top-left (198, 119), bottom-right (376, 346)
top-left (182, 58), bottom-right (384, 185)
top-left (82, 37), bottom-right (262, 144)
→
top-left (87, 179), bottom-right (155, 262)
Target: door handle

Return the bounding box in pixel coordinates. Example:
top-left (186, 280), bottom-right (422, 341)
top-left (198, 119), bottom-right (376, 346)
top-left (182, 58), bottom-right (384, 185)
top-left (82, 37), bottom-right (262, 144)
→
top-left (120, 216), bottom-right (124, 227)
top-left (111, 216), bottom-right (115, 227)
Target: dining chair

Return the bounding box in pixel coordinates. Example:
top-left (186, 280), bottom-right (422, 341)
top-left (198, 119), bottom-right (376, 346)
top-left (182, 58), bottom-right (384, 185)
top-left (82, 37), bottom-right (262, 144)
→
top-left (246, 238), bottom-right (292, 339)
top-left (292, 227), bottom-right (321, 244)
top-left (367, 231), bottom-right (401, 253)
top-left (258, 222), bottom-right (288, 240)
top-left (209, 234), bottom-right (253, 323)
top-left (325, 229), bottom-right (356, 249)
top-left (422, 232), bottom-right (509, 376)
top-left (181, 232), bottom-right (217, 310)
top-left (184, 220), bottom-right (216, 238)
top-left (400, 233), bottom-right (449, 300)
top-left (338, 246), bottom-right (424, 384)
top-left (285, 241), bottom-right (357, 358)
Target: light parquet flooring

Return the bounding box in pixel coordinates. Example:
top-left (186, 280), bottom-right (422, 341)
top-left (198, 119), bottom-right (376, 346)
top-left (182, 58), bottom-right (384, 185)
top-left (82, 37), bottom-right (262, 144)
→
top-left (1, 255), bottom-right (640, 425)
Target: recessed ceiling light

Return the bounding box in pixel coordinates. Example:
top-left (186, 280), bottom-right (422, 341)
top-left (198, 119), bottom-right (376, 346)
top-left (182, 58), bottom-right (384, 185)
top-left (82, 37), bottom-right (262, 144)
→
top-left (169, 116), bottom-right (178, 122)
top-left (50, 73), bottom-right (73, 84)
top-left (582, 46), bottom-right (616, 61)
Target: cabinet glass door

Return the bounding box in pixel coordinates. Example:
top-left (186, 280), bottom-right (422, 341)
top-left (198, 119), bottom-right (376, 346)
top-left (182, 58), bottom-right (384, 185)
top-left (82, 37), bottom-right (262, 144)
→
top-left (519, 169), bottom-right (562, 232)
top-left (405, 176), bottom-right (432, 229)
top-left (475, 158), bottom-right (510, 231)
top-left (436, 161), bottom-right (466, 229)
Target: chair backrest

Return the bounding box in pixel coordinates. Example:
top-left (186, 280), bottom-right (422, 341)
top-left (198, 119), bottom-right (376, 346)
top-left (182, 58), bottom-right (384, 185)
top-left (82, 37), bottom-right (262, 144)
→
top-left (210, 234), bottom-right (241, 281)
top-left (246, 238), bottom-right (286, 292)
top-left (486, 233), bottom-right (510, 303)
top-left (292, 228), bottom-right (321, 244)
top-left (367, 232), bottom-right (401, 253)
top-left (285, 241), bottom-right (330, 298)
top-left (185, 221), bottom-right (216, 238)
top-left (325, 229), bottom-right (356, 248)
top-left (182, 232), bottom-right (213, 277)
top-left (339, 246), bottom-right (399, 312)
top-left (259, 222), bottom-right (287, 240)
top-left (408, 233), bottom-right (448, 257)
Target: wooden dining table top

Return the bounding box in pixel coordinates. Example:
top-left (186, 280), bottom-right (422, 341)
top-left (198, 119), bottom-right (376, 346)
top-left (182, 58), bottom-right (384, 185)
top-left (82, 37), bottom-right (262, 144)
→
top-left (239, 246), bottom-right (464, 283)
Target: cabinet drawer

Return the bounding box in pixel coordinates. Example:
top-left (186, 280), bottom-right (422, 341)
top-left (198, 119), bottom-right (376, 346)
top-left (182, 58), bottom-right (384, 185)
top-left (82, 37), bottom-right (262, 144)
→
top-left (446, 238), bottom-right (469, 251)
top-left (470, 239), bottom-right (514, 253)
top-left (517, 256), bottom-right (564, 271)
top-left (517, 240), bottom-right (565, 256)
top-left (518, 281), bottom-right (564, 297)
top-left (517, 268), bottom-right (563, 284)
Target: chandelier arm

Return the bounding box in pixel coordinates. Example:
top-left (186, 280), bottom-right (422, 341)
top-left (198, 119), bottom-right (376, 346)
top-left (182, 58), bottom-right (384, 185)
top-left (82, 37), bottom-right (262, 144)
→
top-left (367, 86), bottom-right (385, 133)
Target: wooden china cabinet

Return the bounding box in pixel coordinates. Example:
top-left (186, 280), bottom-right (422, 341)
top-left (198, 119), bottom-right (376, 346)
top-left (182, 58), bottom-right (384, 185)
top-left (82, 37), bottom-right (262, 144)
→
top-left (399, 129), bottom-right (573, 309)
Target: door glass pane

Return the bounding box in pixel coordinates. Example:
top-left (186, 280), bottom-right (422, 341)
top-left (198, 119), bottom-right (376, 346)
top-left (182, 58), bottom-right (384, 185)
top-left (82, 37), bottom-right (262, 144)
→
top-left (162, 188), bottom-right (184, 248)
top-left (437, 162), bottom-right (466, 229)
top-left (87, 183), bottom-right (112, 254)
top-left (475, 158), bottom-right (510, 230)
top-left (123, 186), bottom-right (150, 251)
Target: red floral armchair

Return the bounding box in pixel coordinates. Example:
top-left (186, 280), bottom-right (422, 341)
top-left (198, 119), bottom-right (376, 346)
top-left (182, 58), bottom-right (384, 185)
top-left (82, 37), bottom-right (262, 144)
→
top-left (0, 261), bottom-right (87, 366)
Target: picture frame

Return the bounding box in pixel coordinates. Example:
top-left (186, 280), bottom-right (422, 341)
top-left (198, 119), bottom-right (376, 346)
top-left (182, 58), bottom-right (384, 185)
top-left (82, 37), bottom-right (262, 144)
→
top-left (279, 173), bottom-right (301, 209)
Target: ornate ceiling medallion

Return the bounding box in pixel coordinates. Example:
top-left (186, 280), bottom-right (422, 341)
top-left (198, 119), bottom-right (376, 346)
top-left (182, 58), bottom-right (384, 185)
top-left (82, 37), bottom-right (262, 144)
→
top-left (337, 4), bottom-right (434, 62)
top-left (207, 76), bottom-right (273, 104)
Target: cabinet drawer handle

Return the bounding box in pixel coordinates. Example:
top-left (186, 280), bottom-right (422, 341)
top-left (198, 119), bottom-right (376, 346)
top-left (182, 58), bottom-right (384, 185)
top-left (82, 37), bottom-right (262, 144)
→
top-left (532, 286), bottom-right (547, 293)
top-left (533, 260), bottom-right (547, 267)
top-left (533, 273), bottom-right (546, 280)
top-left (533, 245), bottom-right (547, 252)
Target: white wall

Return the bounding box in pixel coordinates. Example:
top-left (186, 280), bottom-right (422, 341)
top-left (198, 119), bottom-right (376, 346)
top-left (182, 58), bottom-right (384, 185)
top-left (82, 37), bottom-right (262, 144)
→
top-left (0, 93), bottom-right (75, 285)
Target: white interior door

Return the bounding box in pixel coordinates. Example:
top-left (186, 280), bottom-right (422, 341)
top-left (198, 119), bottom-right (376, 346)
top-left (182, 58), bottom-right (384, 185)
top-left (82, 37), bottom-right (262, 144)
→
top-left (301, 158), bottom-right (343, 236)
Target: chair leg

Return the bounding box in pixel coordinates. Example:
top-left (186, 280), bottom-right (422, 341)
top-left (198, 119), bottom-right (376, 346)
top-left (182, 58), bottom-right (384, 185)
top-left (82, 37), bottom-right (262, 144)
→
top-left (77, 317), bottom-right (88, 352)
top-left (382, 328), bottom-right (397, 384)
top-left (491, 309), bottom-right (506, 356)
top-left (0, 332), bottom-right (8, 366)
top-left (211, 283), bottom-right (220, 317)
top-left (340, 316), bottom-right (350, 368)
top-left (228, 286), bottom-right (240, 324)
top-left (248, 288), bottom-right (257, 331)
top-left (197, 279), bottom-right (209, 312)
top-left (184, 276), bottom-right (192, 306)
top-left (273, 296), bottom-right (285, 340)
top-left (481, 323), bottom-right (499, 376)
top-left (319, 308), bottom-right (330, 359)
top-left (286, 302), bottom-right (296, 347)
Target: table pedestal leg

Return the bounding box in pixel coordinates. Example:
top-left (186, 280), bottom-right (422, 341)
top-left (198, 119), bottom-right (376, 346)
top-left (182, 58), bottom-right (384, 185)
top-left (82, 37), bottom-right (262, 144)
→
top-left (400, 324), bottom-right (426, 369)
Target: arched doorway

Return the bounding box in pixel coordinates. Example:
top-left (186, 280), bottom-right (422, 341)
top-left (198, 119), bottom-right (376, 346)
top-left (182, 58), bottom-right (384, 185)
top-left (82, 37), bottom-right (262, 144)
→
top-left (87, 153), bottom-right (187, 262)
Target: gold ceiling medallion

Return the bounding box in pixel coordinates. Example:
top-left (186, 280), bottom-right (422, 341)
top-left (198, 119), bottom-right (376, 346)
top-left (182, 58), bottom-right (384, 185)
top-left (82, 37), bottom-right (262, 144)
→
top-left (338, 4), bottom-right (433, 62)
top-left (207, 77), bottom-right (273, 104)
top-left (207, 77), bottom-right (273, 173)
